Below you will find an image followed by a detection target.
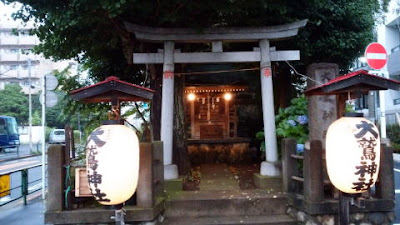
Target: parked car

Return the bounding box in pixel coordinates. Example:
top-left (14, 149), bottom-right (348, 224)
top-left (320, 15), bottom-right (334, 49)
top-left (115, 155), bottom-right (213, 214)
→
top-left (49, 129), bottom-right (65, 144)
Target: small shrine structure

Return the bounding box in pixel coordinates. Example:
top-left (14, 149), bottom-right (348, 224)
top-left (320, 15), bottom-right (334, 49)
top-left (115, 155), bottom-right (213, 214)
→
top-left (125, 19), bottom-right (307, 178)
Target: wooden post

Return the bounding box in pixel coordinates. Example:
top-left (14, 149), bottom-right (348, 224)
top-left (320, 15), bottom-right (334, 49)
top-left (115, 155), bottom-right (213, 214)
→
top-left (304, 140), bottom-right (324, 202)
top-left (282, 138), bottom-right (297, 193)
top-left (190, 99), bottom-right (195, 138)
top-left (375, 144), bottom-right (395, 200)
top-left (137, 143), bottom-right (154, 207)
top-left (225, 97), bottom-right (230, 138)
top-left (153, 141), bottom-right (164, 199)
top-left (47, 145), bottom-right (65, 211)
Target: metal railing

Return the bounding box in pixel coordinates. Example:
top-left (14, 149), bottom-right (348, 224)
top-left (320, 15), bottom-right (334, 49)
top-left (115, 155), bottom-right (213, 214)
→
top-left (0, 163), bottom-right (42, 206)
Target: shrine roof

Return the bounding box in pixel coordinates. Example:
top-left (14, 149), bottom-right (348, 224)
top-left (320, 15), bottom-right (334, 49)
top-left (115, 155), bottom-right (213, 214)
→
top-left (124, 20), bottom-right (307, 43)
top-left (304, 70), bottom-right (400, 96)
top-left (70, 76), bottom-right (155, 103)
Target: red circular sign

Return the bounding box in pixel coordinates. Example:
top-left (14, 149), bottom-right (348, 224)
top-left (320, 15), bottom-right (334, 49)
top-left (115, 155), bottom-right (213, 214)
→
top-left (365, 42), bottom-right (387, 70)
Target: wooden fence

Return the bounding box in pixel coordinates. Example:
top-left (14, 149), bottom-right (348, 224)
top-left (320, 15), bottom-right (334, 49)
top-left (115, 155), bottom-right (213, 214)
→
top-left (45, 141), bottom-right (164, 224)
top-left (282, 138), bottom-right (395, 215)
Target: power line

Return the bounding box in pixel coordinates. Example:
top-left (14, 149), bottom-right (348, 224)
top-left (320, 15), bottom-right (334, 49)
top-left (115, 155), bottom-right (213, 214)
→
top-left (285, 61), bottom-right (323, 85)
top-left (175, 67), bottom-right (260, 75)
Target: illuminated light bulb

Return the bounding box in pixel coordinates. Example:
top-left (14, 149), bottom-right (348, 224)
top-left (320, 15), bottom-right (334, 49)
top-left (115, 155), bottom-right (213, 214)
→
top-left (187, 93), bottom-right (196, 101)
top-left (224, 93), bottom-right (232, 101)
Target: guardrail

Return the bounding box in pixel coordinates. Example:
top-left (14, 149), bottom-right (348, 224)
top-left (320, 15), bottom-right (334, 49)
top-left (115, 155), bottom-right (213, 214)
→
top-left (0, 163), bottom-right (42, 206)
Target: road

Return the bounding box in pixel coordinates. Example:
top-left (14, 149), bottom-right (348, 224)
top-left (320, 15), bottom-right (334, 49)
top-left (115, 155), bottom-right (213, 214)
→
top-left (0, 143), bottom-right (44, 162)
top-left (394, 160), bottom-right (400, 224)
top-left (0, 155), bottom-right (42, 206)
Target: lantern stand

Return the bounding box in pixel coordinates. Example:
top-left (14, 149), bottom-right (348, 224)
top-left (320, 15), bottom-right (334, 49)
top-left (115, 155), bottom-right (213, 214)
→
top-left (110, 204), bottom-right (125, 225)
top-left (70, 76), bottom-right (155, 225)
top-left (338, 112), bottom-right (366, 225)
top-left (305, 70), bottom-right (400, 224)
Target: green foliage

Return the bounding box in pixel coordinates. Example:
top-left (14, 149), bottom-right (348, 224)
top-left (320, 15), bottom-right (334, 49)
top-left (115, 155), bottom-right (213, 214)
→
top-left (32, 110), bottom-right (41, 125)
top-left (256, 95), bottom-right (308, 159)
top-left (1, 0), bottom-right (390, 140)
top-left (275, 95), bottom-right (308, 144)
top-left (3, 0), bottom-right (389, 74)
top-left (387, 124), bottom-right (400, 153)
top-left (0, 84), bottom-right (29, 125)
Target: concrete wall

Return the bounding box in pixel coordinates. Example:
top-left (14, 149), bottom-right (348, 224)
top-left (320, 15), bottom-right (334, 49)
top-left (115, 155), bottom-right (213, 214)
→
top-left (18, 126), bottom-right (44, 144)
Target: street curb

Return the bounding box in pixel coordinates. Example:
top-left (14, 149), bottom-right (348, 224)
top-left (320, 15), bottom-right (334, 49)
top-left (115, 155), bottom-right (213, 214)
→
top-left (0, 154), bottom-right (39, 163)
top-left (393, 153), bottom-right (400, 162)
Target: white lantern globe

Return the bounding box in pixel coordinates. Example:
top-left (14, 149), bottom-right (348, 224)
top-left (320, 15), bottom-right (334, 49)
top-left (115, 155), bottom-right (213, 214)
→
top-left (86, 124), bottom-right (140, 205)
top-left (326, 115), bottom-right (380, 194)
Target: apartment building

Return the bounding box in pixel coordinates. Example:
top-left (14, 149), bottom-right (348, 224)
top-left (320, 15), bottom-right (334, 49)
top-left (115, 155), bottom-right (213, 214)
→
top-left (380, 0), bottom-right (400, 125)
top-left (352, 0), bottom-right (400, 130)
top-left (0, 3), bottom-right (74, 95)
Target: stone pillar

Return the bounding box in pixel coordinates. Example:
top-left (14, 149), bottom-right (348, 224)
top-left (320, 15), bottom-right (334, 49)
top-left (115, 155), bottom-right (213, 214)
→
top-left (161, 41), bottom-right (178, 180)
top-left (307, 63), bottom-right (339, 145)
top-left (259, 39), bottom-right (280, 176)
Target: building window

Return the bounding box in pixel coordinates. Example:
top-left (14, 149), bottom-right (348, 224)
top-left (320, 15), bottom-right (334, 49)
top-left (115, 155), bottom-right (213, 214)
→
top-left (393, 98), bottom-right (400, 105)
top-left (10, 49), bottom-right (19, 54)
top-left (355, 94), bottom-right (369, 110)
top-left (9, 65), bottom-right (18, 70)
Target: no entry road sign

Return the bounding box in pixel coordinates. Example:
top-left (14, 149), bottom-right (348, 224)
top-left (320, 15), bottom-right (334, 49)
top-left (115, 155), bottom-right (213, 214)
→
top-left (365, 42), bottom-right (387, 70)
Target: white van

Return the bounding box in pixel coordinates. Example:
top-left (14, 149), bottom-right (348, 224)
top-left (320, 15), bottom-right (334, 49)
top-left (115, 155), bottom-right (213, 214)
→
top-left (49, 129), bottom-right (65, 144)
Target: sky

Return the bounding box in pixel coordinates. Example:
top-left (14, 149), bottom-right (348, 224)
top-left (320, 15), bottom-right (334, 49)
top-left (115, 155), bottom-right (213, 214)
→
top-left (0, 2), bottom-right (34, 28)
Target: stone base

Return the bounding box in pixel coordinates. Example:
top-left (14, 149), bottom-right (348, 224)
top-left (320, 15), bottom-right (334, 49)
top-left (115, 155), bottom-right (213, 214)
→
top-left (260, 161), bottom-right (281, 176)
top-left (164, 178), bottom-right (183, 193)
top-left (253, 173), bottom-right (282, 191)
top-left (164, 164), bottom-right (179, 180)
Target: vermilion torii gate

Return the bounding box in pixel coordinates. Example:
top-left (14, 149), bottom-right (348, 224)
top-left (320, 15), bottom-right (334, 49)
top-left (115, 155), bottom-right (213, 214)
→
top-left (125, 20), bottom-right (307, 179)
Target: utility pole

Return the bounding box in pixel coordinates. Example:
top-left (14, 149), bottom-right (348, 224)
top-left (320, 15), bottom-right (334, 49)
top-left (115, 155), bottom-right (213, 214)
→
top-left (41, 73), bottom-right (46, 199)
top-left (28, 59), bottom-right (32, 154)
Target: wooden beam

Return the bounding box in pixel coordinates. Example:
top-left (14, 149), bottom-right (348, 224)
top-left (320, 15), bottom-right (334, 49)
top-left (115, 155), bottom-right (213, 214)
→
top-left (124, 20), bottom-right (307, 42)
top-left (133, 50), bottom-right (299, 64)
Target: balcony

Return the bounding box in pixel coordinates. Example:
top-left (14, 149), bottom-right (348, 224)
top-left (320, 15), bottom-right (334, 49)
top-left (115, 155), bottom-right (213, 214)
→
top-left (0, 37), bottom-right (18, 45)
top-left (0, 54), bottom-right (18, 62)
top-left (19, 36), bottom-right (38, 45)
top-left (19, 53), bottom-right (39, 61)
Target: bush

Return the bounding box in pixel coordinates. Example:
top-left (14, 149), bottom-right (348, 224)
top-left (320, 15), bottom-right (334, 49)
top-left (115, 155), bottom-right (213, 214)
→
top-left (387, 124), bottom-right (400, 153)
top-left (256, 95), bottom-right (309, 159)
top-left (275, 95), bottom-right (309, 144)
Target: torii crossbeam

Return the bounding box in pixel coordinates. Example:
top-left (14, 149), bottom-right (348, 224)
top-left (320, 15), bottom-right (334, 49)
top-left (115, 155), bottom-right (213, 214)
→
top-left (125, 20), bottom-right (307, 179)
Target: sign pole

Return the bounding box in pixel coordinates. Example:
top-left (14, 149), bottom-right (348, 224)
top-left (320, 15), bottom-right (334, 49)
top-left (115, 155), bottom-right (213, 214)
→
top-left (41, 74), bottom-right (46, 200)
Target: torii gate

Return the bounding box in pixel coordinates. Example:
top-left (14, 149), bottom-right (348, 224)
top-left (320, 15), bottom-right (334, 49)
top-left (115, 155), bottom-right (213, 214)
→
top-left (125, 20), bottom-right (307, 179)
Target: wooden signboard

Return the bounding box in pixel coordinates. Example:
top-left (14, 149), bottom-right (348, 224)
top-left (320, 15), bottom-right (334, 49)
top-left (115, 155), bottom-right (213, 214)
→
top-left (75, 168), bottom-right (92, 197)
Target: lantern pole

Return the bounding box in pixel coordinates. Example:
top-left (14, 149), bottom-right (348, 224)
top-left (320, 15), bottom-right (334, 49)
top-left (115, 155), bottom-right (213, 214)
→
top-left (339, 191), bottom-right (351, 225)
top-left (111, 205), bottom-right (125, 225)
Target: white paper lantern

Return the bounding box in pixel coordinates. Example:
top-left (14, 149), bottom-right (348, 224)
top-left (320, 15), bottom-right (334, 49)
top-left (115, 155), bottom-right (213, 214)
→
top-left (326, 116), bottom-right (380, 194)
top-left (85, 124), bottom-right (140, 205)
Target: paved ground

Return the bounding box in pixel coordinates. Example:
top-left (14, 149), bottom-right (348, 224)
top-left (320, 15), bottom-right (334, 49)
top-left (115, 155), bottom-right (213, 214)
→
top-left (0, 194), bottom-right (44, 225)
top-left (1, 152), bottom-right (399, 225)
top-left (199, 164), bottom-right (240, 191)
top-left (0, 144), bottom-right (46, 225)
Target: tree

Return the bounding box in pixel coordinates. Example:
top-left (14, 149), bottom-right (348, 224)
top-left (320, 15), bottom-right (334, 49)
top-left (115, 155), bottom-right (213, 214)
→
top-left (1, 0), bottom-right (389, 173)
top-left (0, 84), bottom-right (29, 125)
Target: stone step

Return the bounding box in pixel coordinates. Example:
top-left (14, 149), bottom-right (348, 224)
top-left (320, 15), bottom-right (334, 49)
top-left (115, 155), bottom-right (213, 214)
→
top-left (161, 215), bottom-right (298, 225)
top-left (165, 190), bottom-right (289, 218)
